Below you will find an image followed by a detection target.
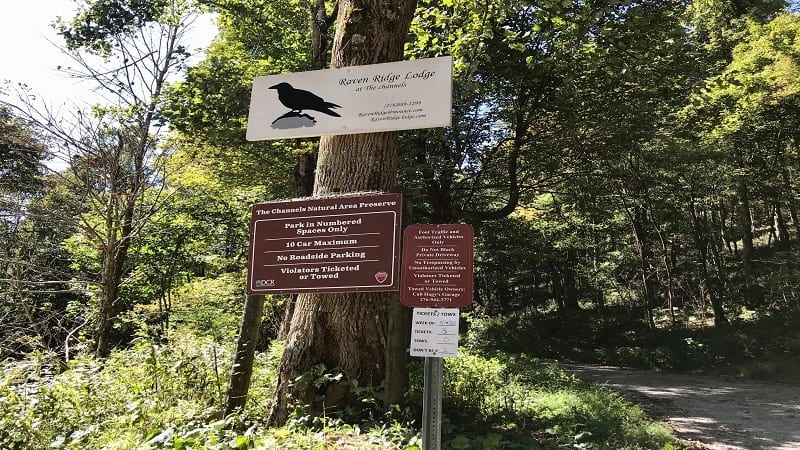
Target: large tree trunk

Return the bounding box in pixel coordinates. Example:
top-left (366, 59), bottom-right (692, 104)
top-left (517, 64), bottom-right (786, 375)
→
top-left (268, 0), bottom-right (417, 427)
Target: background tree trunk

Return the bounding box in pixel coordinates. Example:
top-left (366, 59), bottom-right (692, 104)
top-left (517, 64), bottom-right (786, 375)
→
top-left (774, 204), bottom-right (790, 250)
top-left (224, 295), bottom-right (264, 416)
top-left (737, 179), bottom-right (755, 272)
top-left (689, 198), bottom-right (729, 327)
top-left (268, 0), bottom-right (417, 427)
top-left (631, 201), bottom-right (657, 329)
top-left (736, 179), bottom-right (764, 306)
top-left (93, 132), bottom-right (143, 358)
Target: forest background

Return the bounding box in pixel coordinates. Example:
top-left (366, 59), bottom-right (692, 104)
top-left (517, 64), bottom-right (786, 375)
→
top-left (3, 0), bottom-right (800, 449)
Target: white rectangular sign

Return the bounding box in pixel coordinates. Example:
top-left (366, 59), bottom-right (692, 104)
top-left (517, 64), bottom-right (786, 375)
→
top-left (410, 308), bottom-right (460, 358)
top-left (246, 56), bottom-right (452, 140)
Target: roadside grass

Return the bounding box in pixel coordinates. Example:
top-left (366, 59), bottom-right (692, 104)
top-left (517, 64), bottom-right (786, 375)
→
top-left (0, 328), bottom-right (686, 449)
top-left (465, 305), bottom-right (800, 384)
top-left (431, 352), bottom-right (682, 450)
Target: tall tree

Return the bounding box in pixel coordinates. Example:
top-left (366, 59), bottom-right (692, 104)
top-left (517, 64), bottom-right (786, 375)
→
top-left (0, 107), bottom-right (63, 359)
top-left (267, 0), bottom-right (417, 426)
top-left (681, 10), bottom-right (800, 310)
top-left (165, 0), bottom-right (336, 417)
top-left (2, 0), bottom-right (201, 357)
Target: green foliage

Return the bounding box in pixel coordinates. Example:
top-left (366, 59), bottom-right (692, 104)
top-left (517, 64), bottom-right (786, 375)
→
top-left (406, 349), bottom-right (679, 450)
top-left (0, 331), bottom-right (280, 449)
top-left (688, 0), bottom-right (787, 63)
top-left (0, 107), bottom-right (46, 195)
top-left (161, 0), bottom-right (311, 199)
top-left (255, 420), bottom-right (419, 449)
top-left (0, 107), bottom-right (86, 360)
top-left (57, 0), bottom-right (173, 53)
top-left (0, 333), bottom-right (418, 450)
top-left (443, 353), bottom-right (505, 414)
top-left (1, 335), bottom-right (683, 449)
top-left (129, 272), bottom-right (245, 342)
top-left (466, 302), bottom-right (800, 383)
top-left (7, 0), bottom-right (800, 448)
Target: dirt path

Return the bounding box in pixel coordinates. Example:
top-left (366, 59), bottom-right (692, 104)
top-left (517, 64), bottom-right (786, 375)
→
top-left (560, 363), bottom-right (800, 450)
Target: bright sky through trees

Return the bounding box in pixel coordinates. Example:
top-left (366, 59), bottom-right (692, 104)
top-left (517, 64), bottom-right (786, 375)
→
top-left (0, 0), bottom-right (217, 107)
top-left (0, 1), bottom-right (82, 105)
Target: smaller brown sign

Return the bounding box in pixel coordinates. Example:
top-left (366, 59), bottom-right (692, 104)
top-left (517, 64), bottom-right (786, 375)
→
top-left (401, 224), bottom-right (474, 308)
top-left (247, 193), bottom-right (402, 294)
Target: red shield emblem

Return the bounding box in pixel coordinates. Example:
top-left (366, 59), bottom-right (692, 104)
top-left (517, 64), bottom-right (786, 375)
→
top-left (374, 271), bottom-right (388, 283)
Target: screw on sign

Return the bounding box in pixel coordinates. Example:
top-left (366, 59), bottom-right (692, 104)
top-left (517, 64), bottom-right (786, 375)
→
top-left (400, 224), bottom-right (474, 308)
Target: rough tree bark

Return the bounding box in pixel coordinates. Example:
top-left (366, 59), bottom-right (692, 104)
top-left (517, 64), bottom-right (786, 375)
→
top-left (224, 2), bottom-right (336, 416)
top-left (223, 294), bottom-right (265, 416)
top-left (267, 0), bottom-right (417, 427)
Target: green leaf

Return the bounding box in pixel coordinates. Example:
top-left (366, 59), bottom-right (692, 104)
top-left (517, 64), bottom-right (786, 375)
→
top-left (481, 433), bottom-right (504, 449)
top-left (451, 435), bottom-right (473, 448)
top-left (234, 436), bottom-right (249, 449)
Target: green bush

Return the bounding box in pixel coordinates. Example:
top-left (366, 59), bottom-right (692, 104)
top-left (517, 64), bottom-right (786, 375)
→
top-left (433, 351), bottom-right (678, 450)
top-left (0, 332), bottom-right (266, 449)
top-left (1, 321), bottom-right (684, 449)
top-left (168, 273), bottom-right (248, 342)
top-left (464, 305), bottom-right (800, 383)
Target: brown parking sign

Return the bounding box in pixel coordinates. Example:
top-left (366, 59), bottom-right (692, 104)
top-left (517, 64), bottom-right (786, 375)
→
top-left (247, 193), bottom-right (402, 294)
top-left (401, 224), bottom-right (474, 308)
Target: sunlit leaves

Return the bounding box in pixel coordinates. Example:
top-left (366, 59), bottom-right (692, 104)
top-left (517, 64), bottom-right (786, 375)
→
top-left (57, 0), bottom-right (172, 53)
top-left (0, 107), bottom-right (46, 196)
top-left (691, 13), bottom-right (800, 143)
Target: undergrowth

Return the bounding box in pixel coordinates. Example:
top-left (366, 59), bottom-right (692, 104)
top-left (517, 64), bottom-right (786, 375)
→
top-left (465, 305), bottom-right (800, 384)
top-left (417, 353), bottom-right (679, 450)
top-left (1, 327), bottom-right (685, 449)
top-left (0, 333), bottom-right (275, 449)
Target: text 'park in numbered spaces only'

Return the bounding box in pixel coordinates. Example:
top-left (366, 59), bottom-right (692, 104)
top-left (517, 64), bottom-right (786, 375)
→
top-left (247, 194), bottom-right (402, 294)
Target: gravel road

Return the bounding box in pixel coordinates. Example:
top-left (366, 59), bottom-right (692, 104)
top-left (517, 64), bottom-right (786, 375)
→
top-left (560, 363), bottom-right (800, 450)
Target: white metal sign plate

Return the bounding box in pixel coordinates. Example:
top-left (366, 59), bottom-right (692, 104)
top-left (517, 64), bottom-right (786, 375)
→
top-left (410, 308), bottom-right (460, 358)
top-left (246, 56), bottom-right (452, 140)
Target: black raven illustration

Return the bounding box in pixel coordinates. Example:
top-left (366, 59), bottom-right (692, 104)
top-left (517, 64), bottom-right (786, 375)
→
top-left (269, 82), bottom-right (341, 124)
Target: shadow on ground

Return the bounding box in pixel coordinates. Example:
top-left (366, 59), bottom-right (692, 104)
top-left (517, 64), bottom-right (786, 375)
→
top-left (561, 363), bottom-right (800, 450)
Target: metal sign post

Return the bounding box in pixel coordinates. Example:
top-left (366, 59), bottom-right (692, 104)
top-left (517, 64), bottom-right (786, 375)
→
top-left (422, 356), bottom-right (444, 450)
top-left (404, 224), bottom-right (474, 450)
